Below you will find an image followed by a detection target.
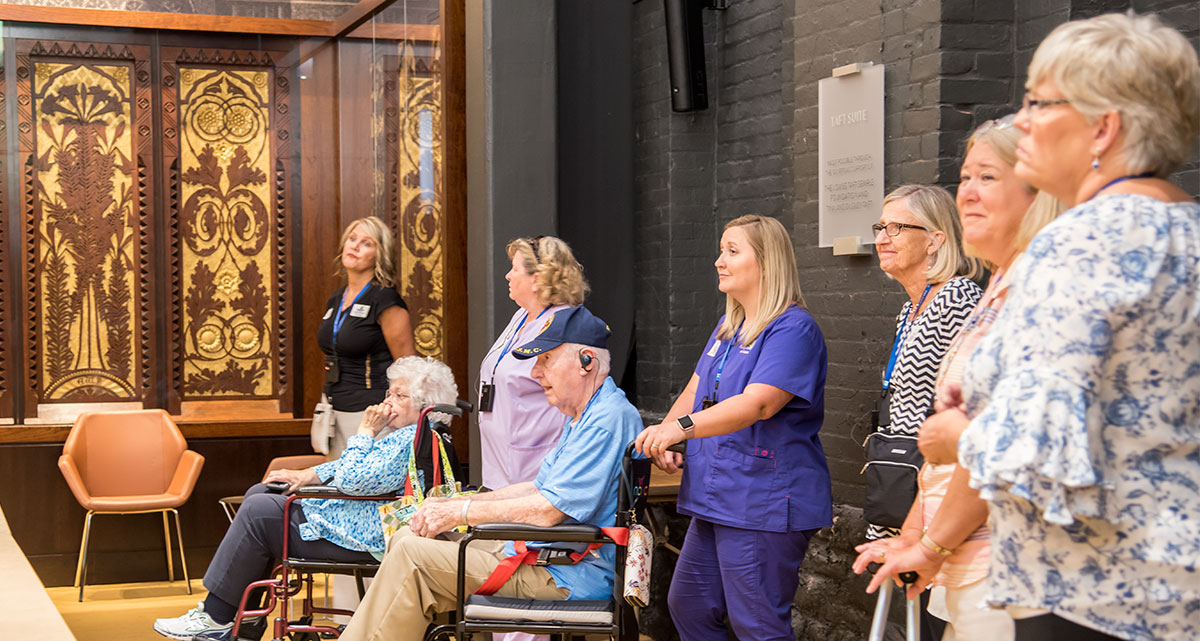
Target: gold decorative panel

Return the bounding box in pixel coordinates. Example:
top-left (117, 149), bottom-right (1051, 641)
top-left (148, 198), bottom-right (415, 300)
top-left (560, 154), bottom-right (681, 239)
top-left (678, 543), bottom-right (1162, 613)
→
top-left (390, 40), bottom-right (445, 361)
top-left (177, 67), bottom-right (276, 397)
top-left (31, 61), bottom-right (139, 401)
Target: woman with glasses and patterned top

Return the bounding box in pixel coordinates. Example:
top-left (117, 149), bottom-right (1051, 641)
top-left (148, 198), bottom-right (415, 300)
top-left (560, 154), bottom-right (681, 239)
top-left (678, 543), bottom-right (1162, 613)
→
top-left (856, 115), bottom-right (1062, 641)
top-left (885, 13), bottom-right (1200, 641)
top-left (153, 357), bottom-right (457, 641)
top-left (316, 216), bottom-right (416, 458)
top-left (478, 236), bottom-right (588, 491)
top-left (864, 186), bottom-right (982, 538)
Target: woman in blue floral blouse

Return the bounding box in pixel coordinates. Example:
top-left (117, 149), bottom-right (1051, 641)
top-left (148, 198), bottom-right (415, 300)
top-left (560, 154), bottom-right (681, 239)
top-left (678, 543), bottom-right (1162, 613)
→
top-left (153, 356), bottom-right (458, 641)
top-left (919, 12), bottom-right (1200, 641)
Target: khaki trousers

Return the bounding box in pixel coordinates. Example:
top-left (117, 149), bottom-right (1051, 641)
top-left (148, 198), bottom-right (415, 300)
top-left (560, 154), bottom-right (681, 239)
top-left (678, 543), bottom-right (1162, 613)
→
top-left (340, 527), bottom-right (570, 641)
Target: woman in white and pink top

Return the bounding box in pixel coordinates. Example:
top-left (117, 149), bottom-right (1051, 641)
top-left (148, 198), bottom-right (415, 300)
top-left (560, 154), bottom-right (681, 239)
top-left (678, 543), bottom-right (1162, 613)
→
top-left (477, 236), bottom-right (588, 489)
top-left (854, 114), bottom-right (1062, 641)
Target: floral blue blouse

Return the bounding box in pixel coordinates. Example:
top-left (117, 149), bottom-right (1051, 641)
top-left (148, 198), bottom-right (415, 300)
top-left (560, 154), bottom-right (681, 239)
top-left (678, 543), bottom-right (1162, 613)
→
top-left (959, 194), bottom-right (1200, 641)
top-left (299, 426), bottom-right (417, 553)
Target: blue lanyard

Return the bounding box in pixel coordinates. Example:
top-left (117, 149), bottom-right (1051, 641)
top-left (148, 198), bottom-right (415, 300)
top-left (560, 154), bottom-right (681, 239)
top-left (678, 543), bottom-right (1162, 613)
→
top-left (882, 284), bottom-right (931, 391)
top-left (488, 306), bottom-right (552, 382)
top-left (332, 284), bottom-right (371, 349)
top-left (710, 323), bottom-right (742, 400)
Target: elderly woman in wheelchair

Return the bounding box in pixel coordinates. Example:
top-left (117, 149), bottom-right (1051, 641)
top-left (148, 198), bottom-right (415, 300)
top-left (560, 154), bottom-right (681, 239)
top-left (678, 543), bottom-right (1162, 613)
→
top-left (339, 306), bottom-right (644, 641)
top-left (153, 356), bottom-right (458, 641)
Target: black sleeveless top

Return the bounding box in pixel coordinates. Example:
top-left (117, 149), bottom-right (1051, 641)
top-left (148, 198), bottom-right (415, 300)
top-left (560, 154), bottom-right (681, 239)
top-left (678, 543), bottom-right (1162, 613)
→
top-left (316, 284), bottom-right (408, 412)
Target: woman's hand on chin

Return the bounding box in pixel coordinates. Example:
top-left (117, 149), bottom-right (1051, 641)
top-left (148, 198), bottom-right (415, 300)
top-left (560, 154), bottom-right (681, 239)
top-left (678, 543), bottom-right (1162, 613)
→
top-left (359, 402), bottom-right (396, 437)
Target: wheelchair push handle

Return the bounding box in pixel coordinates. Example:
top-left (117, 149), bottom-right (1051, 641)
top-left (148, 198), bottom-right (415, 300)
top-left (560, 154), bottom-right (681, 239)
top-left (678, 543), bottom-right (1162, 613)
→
top-left (623, 440), bottom-right (687, 459)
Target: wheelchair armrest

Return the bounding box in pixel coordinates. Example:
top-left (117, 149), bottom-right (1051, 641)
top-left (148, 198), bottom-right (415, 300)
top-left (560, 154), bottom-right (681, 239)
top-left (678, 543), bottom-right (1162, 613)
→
top-left (294, 485), bottom-right (341, 496)
top-left (293, 486), bottom-right (401, 501)
top-left (469, 522), bottom-right (608, 543)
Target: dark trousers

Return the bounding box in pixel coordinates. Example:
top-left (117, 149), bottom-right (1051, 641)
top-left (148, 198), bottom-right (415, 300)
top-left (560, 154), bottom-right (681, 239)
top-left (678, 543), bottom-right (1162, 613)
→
top-left (1014, 614), bottom-right (1122, 641)
top-left (667, 518), bottom-right (816, 641)
top-left (202, 484), bottom-right (377, 608)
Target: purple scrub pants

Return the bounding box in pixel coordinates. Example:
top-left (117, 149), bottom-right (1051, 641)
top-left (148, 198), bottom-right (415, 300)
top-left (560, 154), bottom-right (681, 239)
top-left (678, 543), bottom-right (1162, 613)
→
top-left (667, 518), bottom-right (816, 641)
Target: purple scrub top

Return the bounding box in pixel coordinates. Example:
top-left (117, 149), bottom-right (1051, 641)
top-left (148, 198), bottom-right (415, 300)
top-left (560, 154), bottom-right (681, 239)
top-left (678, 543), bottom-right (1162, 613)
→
top-left (676, 305), bottom-right (833, 532)
top-left (477, 305), bottom-right (571, 489)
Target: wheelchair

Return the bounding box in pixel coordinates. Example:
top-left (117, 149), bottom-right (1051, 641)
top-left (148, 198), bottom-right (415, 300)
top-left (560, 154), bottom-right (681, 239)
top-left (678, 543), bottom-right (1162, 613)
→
top-left (424, 441), bottom-right (675, 641)
top-left (230, 400), bottom-right (470, 641)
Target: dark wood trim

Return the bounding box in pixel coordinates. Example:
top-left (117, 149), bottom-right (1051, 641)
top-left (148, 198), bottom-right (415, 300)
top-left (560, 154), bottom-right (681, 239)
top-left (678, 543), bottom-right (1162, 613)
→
top-left (0, 4), bottom-right (441, 41)
top-left (0, 419), bottom-right (310, 443)
top-left (330, 0), bottom-right (399, 38)
top-left (0, 4), bottom-right (330, 36)
top-left (441, 0), bottom-right (469, 450)
top-left (344, 23), bottom-right (441, 41)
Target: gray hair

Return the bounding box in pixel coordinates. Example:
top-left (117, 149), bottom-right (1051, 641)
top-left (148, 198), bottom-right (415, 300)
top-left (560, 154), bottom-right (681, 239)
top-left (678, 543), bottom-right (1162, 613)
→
top-left (1027, 12), bottom-right (1200, 177)
top-left (561, 343), bottom-right (611, 376)
top-left (386, 356), bottom-right (459, 425)
top-left (881, 185), bottom-right (983, 282)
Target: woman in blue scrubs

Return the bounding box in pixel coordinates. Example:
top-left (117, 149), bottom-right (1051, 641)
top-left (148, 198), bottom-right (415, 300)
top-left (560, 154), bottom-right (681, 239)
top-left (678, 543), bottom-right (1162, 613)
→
top-left (635, 214), bottom-right (830, 641)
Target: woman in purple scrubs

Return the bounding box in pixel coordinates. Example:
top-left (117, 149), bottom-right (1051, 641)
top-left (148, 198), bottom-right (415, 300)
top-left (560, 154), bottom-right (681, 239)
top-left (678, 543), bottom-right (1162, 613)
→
top-left (477, 236), bottom-right (589, 489)
top-left (635, 215), bottom-right (830, 641)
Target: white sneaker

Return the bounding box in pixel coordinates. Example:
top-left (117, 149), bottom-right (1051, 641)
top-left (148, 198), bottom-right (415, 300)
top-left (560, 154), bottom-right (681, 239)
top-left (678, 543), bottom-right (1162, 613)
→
top-left (153, 601), bottom-right (234, 640)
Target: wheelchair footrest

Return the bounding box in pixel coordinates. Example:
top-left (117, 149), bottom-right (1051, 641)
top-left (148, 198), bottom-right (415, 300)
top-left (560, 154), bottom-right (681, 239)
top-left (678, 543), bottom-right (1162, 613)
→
top-left (464, 595), bottom-right (613, 625)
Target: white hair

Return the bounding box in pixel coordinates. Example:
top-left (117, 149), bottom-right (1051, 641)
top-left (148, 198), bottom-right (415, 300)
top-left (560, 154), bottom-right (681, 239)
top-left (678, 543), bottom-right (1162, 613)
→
top-left (386, 356), bottom-right (459, 425)
top-left (561, 343), bottom-right (611, 376)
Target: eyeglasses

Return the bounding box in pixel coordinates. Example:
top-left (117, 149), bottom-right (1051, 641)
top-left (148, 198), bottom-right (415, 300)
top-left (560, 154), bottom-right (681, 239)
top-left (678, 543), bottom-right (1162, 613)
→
top-left (976, 113), bottom-right (1016, 134)
top-left (872, 222), bottom-right (927, 237)
top-left (385, 390), bottom-right (411, 402)
top-left (1021, 94), bottom-right (1070, 113)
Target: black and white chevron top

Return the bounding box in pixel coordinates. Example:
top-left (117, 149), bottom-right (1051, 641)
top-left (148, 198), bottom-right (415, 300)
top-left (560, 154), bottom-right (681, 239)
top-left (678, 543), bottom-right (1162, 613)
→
top-left (883, 276), bottom-right (982, 436)
top-left (867, 276), bottom-right (982, 539)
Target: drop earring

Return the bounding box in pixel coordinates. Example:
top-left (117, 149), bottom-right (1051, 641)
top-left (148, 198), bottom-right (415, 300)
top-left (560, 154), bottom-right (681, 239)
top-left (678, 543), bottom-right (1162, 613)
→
top-left (1091, 149), bottom-right (1101, 170)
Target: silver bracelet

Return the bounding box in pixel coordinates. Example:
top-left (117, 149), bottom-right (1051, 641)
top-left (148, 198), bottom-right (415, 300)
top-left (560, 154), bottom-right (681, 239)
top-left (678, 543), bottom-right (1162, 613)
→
top-left (460, 499), bottom-right (472, 526)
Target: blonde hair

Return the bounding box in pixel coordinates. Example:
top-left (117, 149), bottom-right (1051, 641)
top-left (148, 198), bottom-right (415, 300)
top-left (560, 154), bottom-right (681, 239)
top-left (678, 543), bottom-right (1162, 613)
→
top-left (963, 117), bottom-right (1066, 257)
top-left (716, 215), bottom-right (805, 347)
top-left (334, 216), bottom-right (397, 288)
top-left (881, 185), bottom-right (983, 282)
top-left (505, 236), bottom-right (589, 306)
top-left (1027, 12), bottom-right (1200, 177)
top-left (386, 356), bottom-right (459, 425)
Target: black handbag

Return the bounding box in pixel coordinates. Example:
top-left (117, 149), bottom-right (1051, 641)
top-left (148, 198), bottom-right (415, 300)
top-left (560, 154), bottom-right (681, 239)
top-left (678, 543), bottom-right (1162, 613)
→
top-left (861, 392), bottom-right (924, 528)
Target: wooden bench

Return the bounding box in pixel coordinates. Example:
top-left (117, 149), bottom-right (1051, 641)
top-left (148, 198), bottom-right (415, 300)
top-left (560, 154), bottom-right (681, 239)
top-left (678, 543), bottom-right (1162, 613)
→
top-left (0, 504), bottom-right (77, 641)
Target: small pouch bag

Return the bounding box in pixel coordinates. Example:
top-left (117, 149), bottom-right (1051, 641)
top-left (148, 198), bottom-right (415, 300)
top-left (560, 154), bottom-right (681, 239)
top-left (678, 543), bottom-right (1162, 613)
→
top-left (861, 431), bottom-right (923, 528)
top-left (310, 394), bottom-right (334, 455)
top-left (379, 429), bottom-right (464, 538)
top-left (623, 523), bottom-right (654, 607)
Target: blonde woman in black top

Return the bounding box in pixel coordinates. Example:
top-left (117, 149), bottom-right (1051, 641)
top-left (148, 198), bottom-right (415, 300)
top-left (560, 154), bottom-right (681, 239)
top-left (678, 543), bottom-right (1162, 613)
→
top-left (317, 216), bottom-right (416, 458)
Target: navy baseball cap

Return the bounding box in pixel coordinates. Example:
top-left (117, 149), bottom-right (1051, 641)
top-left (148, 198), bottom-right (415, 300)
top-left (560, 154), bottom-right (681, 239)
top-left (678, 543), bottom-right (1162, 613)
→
top-left (512, 306), bottom-right (611, 359)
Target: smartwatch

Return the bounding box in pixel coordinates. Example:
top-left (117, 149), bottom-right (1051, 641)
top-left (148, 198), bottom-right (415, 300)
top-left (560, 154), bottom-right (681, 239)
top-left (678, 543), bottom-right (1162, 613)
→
top-left (676, 415), bottom-right (695, 440)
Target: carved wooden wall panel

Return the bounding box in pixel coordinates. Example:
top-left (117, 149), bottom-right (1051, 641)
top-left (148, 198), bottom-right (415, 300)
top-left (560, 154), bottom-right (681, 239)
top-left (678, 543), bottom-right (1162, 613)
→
top-left (161, 48), bottom-right (293, 408)
top-left (388, 40), bottom-right (445, 361)
top-left (0, 62), bottom-right (9, 419)
top-left (16, 42), bottom-right (153, 406)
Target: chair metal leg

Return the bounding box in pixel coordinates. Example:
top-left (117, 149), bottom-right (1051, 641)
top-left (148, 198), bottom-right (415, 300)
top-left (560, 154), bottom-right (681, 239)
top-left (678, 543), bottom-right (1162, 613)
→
top-left (75, 511), bottom-right (95, 602)
top-left (171, 509), bottom-right (193, 594)
top-left (162, 511), bottom-right (176, 582)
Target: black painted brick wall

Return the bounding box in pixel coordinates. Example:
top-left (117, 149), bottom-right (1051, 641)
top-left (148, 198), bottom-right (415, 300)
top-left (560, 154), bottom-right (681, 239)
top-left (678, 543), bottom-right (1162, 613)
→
top-left (633, 0), bottom-right (1196, 639)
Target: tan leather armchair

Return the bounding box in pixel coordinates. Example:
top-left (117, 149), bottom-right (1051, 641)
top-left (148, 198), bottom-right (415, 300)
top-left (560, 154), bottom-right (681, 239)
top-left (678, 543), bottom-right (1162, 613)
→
top-left (57, 409), bottom-right (204, 601)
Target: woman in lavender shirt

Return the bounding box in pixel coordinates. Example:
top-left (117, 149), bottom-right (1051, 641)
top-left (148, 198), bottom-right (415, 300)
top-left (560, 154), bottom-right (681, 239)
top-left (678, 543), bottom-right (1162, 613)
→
top-left (477, 236), bottom-right (589, 489)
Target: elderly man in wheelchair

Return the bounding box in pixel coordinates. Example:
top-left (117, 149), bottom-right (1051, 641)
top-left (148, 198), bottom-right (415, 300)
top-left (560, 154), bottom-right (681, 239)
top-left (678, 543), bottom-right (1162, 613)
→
top-left (152, 356), bottom-right (459, 641)
top-left (339, 305), bottom-right (644, 641)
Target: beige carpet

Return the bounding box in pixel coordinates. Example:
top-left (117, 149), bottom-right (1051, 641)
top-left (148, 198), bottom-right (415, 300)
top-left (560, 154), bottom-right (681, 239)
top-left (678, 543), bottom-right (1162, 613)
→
top-left (47, 578), bottom-right (334, 641)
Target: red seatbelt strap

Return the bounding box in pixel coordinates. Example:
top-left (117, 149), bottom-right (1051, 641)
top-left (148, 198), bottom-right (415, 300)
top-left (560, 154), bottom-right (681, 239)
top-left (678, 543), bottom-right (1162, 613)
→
top-left (474, 526), bottom-right (628, 596)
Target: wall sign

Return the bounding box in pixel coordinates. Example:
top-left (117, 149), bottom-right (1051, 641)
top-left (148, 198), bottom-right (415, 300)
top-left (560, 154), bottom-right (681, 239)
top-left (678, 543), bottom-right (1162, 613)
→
top-left (818, 62), bottom-right (883, 255)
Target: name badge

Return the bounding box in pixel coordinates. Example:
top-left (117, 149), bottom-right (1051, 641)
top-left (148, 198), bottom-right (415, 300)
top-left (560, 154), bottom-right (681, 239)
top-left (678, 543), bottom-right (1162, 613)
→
top-left (350, 304), bottom-right (371, 318)
top-left (706, 341), bottom-right (720, 357)
top-left (322, 308), bottom-right (333, 320)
